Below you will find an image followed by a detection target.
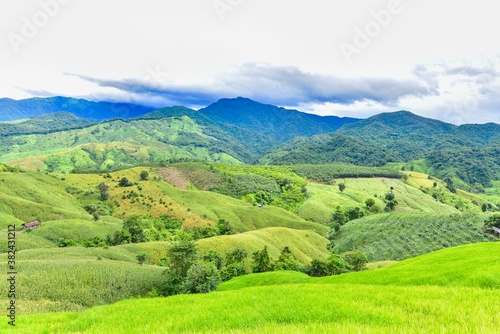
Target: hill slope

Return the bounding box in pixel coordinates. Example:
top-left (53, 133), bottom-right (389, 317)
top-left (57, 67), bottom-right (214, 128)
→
top-left (5, 243), bottom-right (499, 333)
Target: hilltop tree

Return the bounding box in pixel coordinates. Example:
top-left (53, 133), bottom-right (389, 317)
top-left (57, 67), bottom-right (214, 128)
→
top-left (136, 253), bottom-right (147, 265)
top-left (182, 262), bottom-right (220, 294)
top-left (220, 247), bottom-right (248, 281)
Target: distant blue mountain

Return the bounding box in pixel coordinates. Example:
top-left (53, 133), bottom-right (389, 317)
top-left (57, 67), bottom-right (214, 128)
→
top-left (198, 97), bottom-right (359, 142)
top-left (0, 96), bottom-right (155, 121)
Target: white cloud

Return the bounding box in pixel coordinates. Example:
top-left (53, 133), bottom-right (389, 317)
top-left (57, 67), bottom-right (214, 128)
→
top-left (0, 0), bottom-right (499, 124)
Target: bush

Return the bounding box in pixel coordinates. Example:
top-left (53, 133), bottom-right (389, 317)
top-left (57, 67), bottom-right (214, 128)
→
top-left (341, 250), bottom-right (367, 271)
top-left (182, 262), bottom-right (220, 294)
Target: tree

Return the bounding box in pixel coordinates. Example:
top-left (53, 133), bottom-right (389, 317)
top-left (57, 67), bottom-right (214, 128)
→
top-left (97, 182), bottom-right (109, 201)
top-left (140, 171), bottom-right (149, 181)
top-left (226, 248), bottom-right (248, 265)
top-left (274, 246), bottom-right (301, 271)
top-left (203, 250), bottom-right (223, 270)
top-left (338, 182), bottom-right (346, 192)
top-left (182, 262), bottom-right (220, 294)
top-left (341, 250), bottom-right (367, 271)
top-left (306, 259), bottom-right (331, 277)
top-left (365, 198), bottom-right (375, 208)
top-left (346, 207), bottom-right (364, 221)
top-left (482, 203), bottom-right (487, 212)
top-left (217, 219), bottom-right (234, 235)
top-left (92, 212), bottom-right (100, 222)
top-left (385, 200), bottom-right (398, 212)
top-left (162, 240), bottom-right (198, 296)
top-left (251, 246), bottom-right (273, 273)
top-left (444, 177), bottom-right (456, 193)
top-left (122, 215), bottom-right (144, 243)
top-left (119, 177), bottom-right (133, 187)
top-left (220, 247), bottom-right (248, 281)
top-left (385, 192), bottom-right (395, 201)
top-left (136, 253), bottom-right (147, 265)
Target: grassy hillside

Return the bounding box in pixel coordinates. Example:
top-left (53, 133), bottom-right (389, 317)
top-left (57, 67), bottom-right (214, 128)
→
top-left (296, 178), bottom-right (457, 224)
top-left (197, 227), bottom-right (330, 266)
top-left (5, 243), bottom-right (499, 333)
top-left (0, 245), bottom-right (165, 314)
top-left (331, 213), bottom-right (495, 261)
top-left (1, 116), bottom-right (248, 171)
top-left (156, 181), bottom-right (327, 234)
top-left (0, 171), bottom-right (90, 224)
top-left (220, 242), bottom-right (500, 290)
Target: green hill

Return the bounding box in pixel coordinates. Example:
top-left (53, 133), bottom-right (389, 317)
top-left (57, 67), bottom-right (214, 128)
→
top-left (331, 213), bottom-right (495, 261)
top-left (296, 178), bottom-right (458, 224)
top-left (4, 243), bottom-right (499, 333)
top-left (197, 227), bottom-right (330, 266)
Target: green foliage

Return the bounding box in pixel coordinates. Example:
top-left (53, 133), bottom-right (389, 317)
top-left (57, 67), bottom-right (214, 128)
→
top-left (202, 250), bottom-right (223, 270)
top-left (332, 213), bottom-right (495, 261)
top-left (182, 262), bottom-right (220, 294)
top-left (273, 246), bottom-right (302, 271)
top-left (162, 240), bottom-right (198, 296)
top-left (136, 253), bottom-right (147, 265)
top-left (119, 177), bottom-right (133, 187)
top-left (251, 246), bottom-right (273, 273)
top-left (140, 171), bottom-right (149, 180)
top-left (290, 164), bottom-right (405, 182)
top-left (365, 198), bottom-right (375, 207)
top-left (338, 182), bottom-right (346, 192)
top-left (341, 250), bottom-right (368, 271)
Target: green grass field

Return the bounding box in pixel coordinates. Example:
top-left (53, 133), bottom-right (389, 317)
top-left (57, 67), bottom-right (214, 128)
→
top-left (3, 242), bottom-right (499, 333)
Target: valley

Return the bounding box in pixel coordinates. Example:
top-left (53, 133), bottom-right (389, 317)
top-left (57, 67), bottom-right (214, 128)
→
top-left (0, 96), bottom-right (499, 332)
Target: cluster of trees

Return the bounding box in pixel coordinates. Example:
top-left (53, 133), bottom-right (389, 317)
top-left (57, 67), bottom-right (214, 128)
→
top-left (208, 166), bottom-right (309, 211)
top-left (106, 215), bottom-right (234, 246)
top-left (291, 164), bottom-right (405, 183)
top-left (161, 241), bottom-right (248, 296)
top-left (159, 241), bottom-right (368, 297)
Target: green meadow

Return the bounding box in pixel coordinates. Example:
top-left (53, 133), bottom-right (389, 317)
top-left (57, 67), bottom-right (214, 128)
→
top-left (2, 243), bottom-right (499, 333)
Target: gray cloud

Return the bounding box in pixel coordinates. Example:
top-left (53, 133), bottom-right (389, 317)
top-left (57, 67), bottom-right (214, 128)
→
top-left (69, 63), bottom-right (432, 108)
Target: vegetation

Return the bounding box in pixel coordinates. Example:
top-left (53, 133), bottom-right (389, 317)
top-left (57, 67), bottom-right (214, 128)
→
top-left (3, 243), bottom-right (500, 333)
top-left (331, 213), bottom-right (495, 261)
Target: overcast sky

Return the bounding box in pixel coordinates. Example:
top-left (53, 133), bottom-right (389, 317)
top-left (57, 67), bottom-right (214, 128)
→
top-left (1, 0), bottom-right (499, 124)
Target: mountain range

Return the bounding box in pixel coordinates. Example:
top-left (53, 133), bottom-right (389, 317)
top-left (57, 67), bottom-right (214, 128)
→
top-left (0, 96), bottom-right (499, 190)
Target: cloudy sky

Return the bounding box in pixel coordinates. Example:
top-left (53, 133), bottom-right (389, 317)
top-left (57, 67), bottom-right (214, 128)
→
top-left (1, 0), bottom-right (499, 124)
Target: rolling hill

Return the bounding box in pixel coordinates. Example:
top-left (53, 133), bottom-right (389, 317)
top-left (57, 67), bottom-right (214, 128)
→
top-left (3, 242), bottom-right (499, 333)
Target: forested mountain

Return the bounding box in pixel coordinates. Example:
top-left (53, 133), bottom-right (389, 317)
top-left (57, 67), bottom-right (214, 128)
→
top-left (0, 96), bottom-right (155, 121)
top-left (264, 111), bottom-right (500, 189)
top-left (0, 112), bottom-right (95, 137)
top-left (0, 98), bottom-right (499, 190)
top-left (198, 97), bottom-right (359, 142)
